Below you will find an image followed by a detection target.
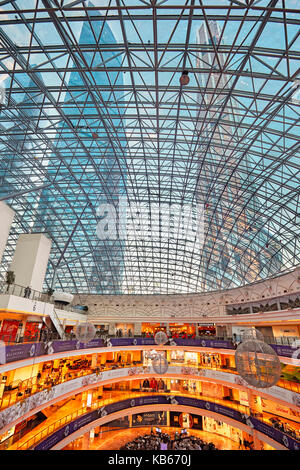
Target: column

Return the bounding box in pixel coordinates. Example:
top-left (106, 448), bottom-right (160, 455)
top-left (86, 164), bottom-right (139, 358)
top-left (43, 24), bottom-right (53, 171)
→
top-left (82, 431), bottom-right (90, 450)
top-left (9, 233), bottom-right (52, 292)
top-left (108, 323), bottom-right (115, 335)
top-left (134, 323), bottom-right (142, 336)
top-left (252, 430), bottom-right (261, 450)
top-left (0, 201), bottom-right (15, 265)
top-left (91, 353), bottom-right (98, 368)
top-left (225, 324), bottom-right (232, 338)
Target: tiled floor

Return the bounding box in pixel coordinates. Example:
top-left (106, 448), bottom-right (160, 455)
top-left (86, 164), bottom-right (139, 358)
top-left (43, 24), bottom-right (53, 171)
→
top-left (64, 426), bottom-right (241, 450)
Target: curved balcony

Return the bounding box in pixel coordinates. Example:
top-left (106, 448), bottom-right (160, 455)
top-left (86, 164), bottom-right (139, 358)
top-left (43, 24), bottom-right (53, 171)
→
top-left (0, 361), bottom-right (299, 449)
top-left (7, 391), bottom-right (299, 451)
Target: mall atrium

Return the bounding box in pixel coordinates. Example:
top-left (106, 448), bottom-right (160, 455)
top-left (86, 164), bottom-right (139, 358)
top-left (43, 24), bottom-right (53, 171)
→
top-left (0, 0), bottom-right (299, 454)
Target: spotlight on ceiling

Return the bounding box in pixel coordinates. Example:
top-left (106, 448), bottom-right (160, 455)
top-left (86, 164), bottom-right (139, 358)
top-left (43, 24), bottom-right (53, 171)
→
top-left (179, 70), bottom-right (190, 86)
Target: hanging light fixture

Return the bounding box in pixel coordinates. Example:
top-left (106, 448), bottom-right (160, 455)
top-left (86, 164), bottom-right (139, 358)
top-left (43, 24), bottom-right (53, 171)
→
top-left (152, 354), bottom-right (169, 374)
top-left (235, 339), bottom-right (281, 388)
top-left (179, 70), bottom-right (190, 86)
top-left (154, 331), bottom-right (168, 345)
top-left (75, 322), bottom-right (96, 344)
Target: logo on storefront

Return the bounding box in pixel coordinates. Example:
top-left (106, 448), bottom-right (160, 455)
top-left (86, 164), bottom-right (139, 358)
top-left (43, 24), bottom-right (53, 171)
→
top-left (131, 399), bottom-right (136, 407)
top-left (282, 435), bottom-right (289, 447)
top-left (168, 396), bottom-right (179, 405)
top-left (64, 425), bottom-right (70, 437)
top-left (201, 340), bottom-right (206, 347)
top-left (205, 402), bottom-right (210, 410)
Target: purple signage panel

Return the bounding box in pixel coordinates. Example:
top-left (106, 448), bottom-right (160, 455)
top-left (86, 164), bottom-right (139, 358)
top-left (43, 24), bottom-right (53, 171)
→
top-left (5, 343), bottom-right (43, 363)
top-left (269, 344), bottom-right (294, 359)
top-left (77, 338), bottom-right (105, 349)
top-left (251, 417), bottom-right (299, 450)
top-left (110, 338), bottom-right (134, 346)
top-left (3, 338), bottom-right (295, 366)
top-left (174, 338), bottom-right (233, 349)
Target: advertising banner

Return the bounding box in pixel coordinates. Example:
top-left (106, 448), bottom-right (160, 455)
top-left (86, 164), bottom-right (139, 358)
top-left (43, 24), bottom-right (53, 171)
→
top-left (0, 320), bottom-right (19, 343)
top-left (132, 411), bottom-right (167, 427)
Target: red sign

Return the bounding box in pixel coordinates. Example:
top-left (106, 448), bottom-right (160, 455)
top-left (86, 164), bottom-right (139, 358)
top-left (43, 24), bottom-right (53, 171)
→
top-left (0, 320), bottom-right (19, 343)
top-left (24, 322), bottom-right (40, 342)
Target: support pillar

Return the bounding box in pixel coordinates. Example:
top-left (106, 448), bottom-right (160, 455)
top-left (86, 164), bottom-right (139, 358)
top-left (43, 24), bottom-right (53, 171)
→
top-left (0, 202), bottom-right (15, 265)
top-left (252, 430), bottom-right (261, 450)
top-left (82, 431), bottom-right (90, 450)
top-left (134, 323), bottom-right (142, 336)
top-left (9, 233), bottom-right (52, 292)
top-left (108, 323), bottom-right (115, 335)
top-left (91, 353), bottom-right (98, 368)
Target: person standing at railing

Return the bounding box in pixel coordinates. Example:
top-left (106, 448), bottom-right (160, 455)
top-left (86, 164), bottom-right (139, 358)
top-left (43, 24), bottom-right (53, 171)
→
top-left (24, 286), bottom-right (31, 299)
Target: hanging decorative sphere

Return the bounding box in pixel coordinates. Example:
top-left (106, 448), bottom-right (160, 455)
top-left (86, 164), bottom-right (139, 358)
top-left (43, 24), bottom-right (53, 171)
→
top-left (154, 331), bottom-right (168, 345)
top-left (235, 340), bottom-right (281, 388)
top-left (152, 354), bottom-right (169, 374)
top-left (75, 323), bottom-right (96, 343)
top-left (242, 328), bottom-right (264, 342)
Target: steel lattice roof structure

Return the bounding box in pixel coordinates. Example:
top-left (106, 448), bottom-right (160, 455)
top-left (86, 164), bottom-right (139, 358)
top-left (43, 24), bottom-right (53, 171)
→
top-left (0, 0), bottom-right (299, 295)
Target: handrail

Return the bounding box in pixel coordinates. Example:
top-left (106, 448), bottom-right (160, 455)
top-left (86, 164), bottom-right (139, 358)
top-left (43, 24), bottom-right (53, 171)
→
top-left (0, 281), bottom-right (48, 303)
top-left (51, 308), bottom-right (66, 340)
top-left (1, 331), bottom-right (299, 348)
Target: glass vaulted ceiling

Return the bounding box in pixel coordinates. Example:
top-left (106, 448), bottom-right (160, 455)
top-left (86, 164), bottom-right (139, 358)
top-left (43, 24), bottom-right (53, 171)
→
top-left (0, 0), bottom-right (299, 295)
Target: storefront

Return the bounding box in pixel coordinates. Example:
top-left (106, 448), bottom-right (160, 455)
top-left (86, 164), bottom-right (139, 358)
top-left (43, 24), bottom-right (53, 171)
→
top-left (141, 323), bottom-right (167, 337)
top-left (169, 323), bottom-right (195, 338)
top-left (115, 323), bottom-right (134, 337)
top-left (184, 352), bottom-right (198, 365)
top-left (202, 416), bottom-right (243, 444)
top-left (169, 350), bottom-right (185, 363)
top-left (199, 352), bottom-right (221, 367)
top-left (197, 324), bottom-right (216, 336)
top-left (23, 321), bottom-right (41, 342)
top-left (143, 350), bottom-right (167, 367)
top-left (0, 319), bottom-right (20, 342)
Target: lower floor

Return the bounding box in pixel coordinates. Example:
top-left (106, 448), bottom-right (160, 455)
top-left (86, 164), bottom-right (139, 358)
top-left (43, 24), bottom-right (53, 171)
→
top-left (63, 425), bottom-right (244, 450)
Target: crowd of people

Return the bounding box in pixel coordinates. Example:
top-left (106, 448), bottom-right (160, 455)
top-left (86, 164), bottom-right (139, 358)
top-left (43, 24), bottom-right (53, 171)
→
top-left (120, 429), bottom-right (218, 451)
